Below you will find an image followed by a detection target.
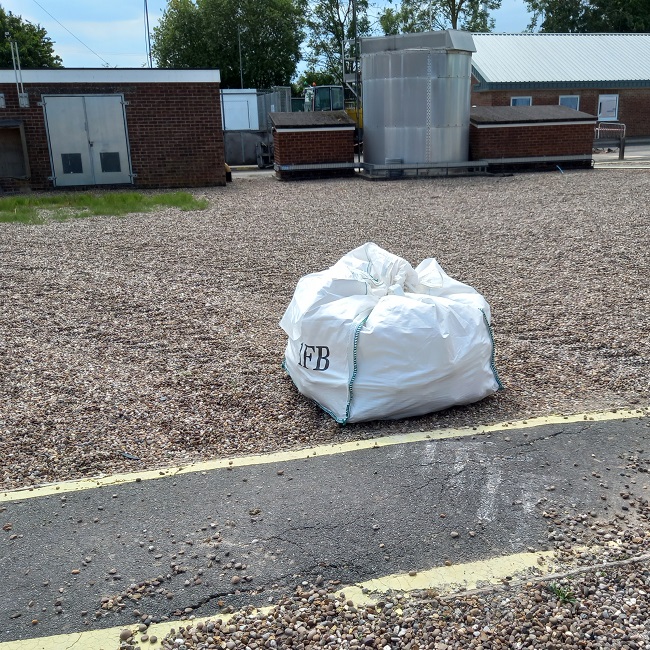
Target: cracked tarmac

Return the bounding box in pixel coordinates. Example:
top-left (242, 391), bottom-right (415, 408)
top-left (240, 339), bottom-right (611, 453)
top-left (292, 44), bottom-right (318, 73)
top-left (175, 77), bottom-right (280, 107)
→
top-left (1, 411), bottom-right (649, 647)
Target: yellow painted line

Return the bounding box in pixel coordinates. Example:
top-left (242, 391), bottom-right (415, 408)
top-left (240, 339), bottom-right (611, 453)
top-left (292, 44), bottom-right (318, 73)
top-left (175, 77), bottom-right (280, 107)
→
top-left (0, 549), bottom-right (558, 650)
top-left (0, 610), bottom-right (236, 650)
top-left (344, 548), bottom-right (558, 604)
top-left (2, 406), bottom-right (647, 503)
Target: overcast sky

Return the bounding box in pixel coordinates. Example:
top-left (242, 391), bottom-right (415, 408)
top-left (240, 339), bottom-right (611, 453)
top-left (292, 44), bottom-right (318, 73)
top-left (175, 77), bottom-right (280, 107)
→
top-left (4, 0), bottom-right (532, 69)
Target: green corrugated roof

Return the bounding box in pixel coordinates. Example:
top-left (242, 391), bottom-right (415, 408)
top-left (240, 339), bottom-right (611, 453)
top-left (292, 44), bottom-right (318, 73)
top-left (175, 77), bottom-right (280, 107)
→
top-left (472, 33), bottom-right (650, 85)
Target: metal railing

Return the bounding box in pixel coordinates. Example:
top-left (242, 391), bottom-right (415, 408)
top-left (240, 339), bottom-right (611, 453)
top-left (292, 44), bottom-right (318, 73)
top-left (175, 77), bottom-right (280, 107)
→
top-left (595, 121), bottom-right (626, 140)
top-left (594, 122), bottom-right (626, 160)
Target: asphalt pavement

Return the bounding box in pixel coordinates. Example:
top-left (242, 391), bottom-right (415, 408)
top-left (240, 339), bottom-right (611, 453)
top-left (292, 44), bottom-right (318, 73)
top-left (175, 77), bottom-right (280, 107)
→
top-left (1, 409), bottom-right (649, 649)
top-left (592, 138), bottom-right (650, 167)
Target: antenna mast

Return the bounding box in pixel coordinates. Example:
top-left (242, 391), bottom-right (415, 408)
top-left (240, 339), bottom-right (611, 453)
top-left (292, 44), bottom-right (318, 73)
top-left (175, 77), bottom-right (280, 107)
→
top-left (144, 0), bottom-right (153, 68)
top-left (6, 33), bottom-right (28, 107)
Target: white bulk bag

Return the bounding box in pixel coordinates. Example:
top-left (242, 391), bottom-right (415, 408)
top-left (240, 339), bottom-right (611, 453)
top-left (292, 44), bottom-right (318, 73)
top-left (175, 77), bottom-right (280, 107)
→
top-left (280, 243), bottom-right (502, 423)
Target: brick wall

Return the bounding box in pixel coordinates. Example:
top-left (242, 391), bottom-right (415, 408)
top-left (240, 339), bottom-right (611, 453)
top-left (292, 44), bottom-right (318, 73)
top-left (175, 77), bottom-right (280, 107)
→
top-left (273, 127), bottom-right (355, 181)
top-left (471, 81), bottom-right (650, 137)
top-left (470, 123), bottom-right (594, 161)
top-left (274, 129), bottom-right (354, 165)
top-left (620, 90), bottom-right (650, 138)
top-left (0, 81), bottom-right (225, 191)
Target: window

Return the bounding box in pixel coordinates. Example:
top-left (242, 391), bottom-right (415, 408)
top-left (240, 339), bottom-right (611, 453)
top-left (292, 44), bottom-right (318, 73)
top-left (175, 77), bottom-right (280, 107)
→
top-left (314, 87), bottom-right (331, 111)
top-left (313, 86), bottom-right (345, 111)
top-left (100, 151), bottom-right (121, 173)
top-left (61, 153), bottom-right (83, 174)
top-left (510, 96), bottom-right (532, 106)
top-left (598, 94), bottom-right (619, 121)
top-left (559, 95), bottom-right (580, 111)
top-left (331, 86), bottom-right (344, 111)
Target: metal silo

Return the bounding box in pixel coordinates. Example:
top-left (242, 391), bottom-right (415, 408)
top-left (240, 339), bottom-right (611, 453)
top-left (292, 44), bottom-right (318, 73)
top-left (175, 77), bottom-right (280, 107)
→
top-left (361, 30), bottom-right (476, 167)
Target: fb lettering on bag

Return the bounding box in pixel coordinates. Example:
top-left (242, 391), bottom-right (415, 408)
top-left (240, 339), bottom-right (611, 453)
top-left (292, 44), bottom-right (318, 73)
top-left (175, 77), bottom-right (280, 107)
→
top-left (298, 343), bottom-right (330, 371)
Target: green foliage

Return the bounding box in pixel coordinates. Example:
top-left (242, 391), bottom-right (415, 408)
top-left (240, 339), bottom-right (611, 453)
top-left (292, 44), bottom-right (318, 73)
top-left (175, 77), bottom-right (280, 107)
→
top-left (591, 0), bottom-right (650, 31)
top-left (0, 6), bottom-right (62, 68)
top-left (305, 0), bottom-right (371, 83)
top-left (293, 69), bottom-right (338, 94)
top-left (546, 583), bottom-right (577, 604)
top-left (152, 0), bottom-right (306, 88)
top-left (0, 192), bottom-right (208, 225)
top-left (379, 0), bottom-right (501, 35)
top-left (380, 0), bottom-right (439, 35)
top-left (149, 0), bottom-right (204, 68)
top-left (525, 0), bottom-right (650, 32)
top-left (525, 0), bottom-right (589, 31)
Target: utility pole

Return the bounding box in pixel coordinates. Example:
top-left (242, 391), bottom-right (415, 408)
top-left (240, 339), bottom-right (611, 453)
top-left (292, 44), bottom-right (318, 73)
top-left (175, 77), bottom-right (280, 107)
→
top-left (352, 0), bottom-right (359, 120)
top-left (144, 0), bottom-right (153, 67)
top-left (238, 25), bottom-right (244, 88)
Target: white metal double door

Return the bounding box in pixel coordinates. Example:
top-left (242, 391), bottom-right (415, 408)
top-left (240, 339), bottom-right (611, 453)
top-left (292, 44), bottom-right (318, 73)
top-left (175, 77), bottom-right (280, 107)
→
top-left (43, 94), bottom-right (133, 187)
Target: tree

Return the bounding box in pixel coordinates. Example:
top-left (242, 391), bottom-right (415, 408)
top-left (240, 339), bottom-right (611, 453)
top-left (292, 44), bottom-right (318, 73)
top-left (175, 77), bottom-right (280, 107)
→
top-left (294, 69), bottom-right (337, 89)
top-left (525, 0), bottom-right (650, 32)
top-left (0, 6), bottom-right (62, 68)
top-left (591, 0), bottom-right (650, 31)
top-left (304, 0), bottom-right (371, 84)
top-left (379, 0), bottom-right (502, 35)
top-left (379, 0), bottom-right (440, 34)
top-left (152, 0), bottom-right (306, 89)
top-left (291, 69), bottom-right (337, 98)
top-left (525, 0), bottom-right (590, 31)
top-left (150, 0), bottom-right (204, 68)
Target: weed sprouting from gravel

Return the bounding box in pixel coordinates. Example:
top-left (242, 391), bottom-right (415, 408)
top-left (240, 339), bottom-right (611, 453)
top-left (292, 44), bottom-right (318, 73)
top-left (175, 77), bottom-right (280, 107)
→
top-left (547, 582), bottom-right (577, 604)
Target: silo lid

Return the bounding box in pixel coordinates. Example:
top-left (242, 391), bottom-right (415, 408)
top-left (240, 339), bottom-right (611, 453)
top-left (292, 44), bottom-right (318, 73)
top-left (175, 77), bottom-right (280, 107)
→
top-left (360, 30), bottom-right (476, 55)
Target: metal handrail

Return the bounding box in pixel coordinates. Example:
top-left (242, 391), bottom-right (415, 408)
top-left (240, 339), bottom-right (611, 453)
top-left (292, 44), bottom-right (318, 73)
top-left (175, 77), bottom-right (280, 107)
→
top-left (595, 121), bottom-right (626, 139)
top-left (594, 122), bottom-right (626, 160)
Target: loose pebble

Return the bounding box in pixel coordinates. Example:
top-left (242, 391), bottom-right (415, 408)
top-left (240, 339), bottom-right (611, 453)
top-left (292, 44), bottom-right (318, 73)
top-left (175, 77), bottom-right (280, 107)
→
top-left (2, 177), bottom-right (650, 650)
top-left (150, 534), bottom-right (650, 650)
top-left (1, 177), bottom-right (646, 492)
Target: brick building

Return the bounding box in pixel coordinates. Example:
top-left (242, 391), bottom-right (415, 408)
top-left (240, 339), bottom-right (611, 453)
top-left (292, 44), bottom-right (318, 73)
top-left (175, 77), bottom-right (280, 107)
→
top-left (0, 69), bottom-right (225, 192)
top-left (471, 33), bottom-right (650, 138)
top-left (270, 111), bottom-right (356, 181)
top-left (469, 105), bottom-right (596, 171)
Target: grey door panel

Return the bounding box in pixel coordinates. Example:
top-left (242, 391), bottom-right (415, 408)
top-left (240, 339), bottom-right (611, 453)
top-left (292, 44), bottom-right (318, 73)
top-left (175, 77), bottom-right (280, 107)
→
top-left (43, 95), bottom-right (132, 187)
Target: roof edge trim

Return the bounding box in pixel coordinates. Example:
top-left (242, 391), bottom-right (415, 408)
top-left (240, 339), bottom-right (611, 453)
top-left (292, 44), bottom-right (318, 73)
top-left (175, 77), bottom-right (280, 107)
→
top-left (472, 79), bottom-right (650, 91)
top-left (0, 69), bottom-right (221, 84)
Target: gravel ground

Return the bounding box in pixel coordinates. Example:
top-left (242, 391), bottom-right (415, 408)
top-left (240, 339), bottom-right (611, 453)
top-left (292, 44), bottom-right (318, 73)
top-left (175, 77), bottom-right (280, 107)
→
top-left (1, 170), bottom-right (649, 491)
top-left (118, 494), bottom-right (650, 650)
top-left (126, 558), bottom-right (650, 650)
